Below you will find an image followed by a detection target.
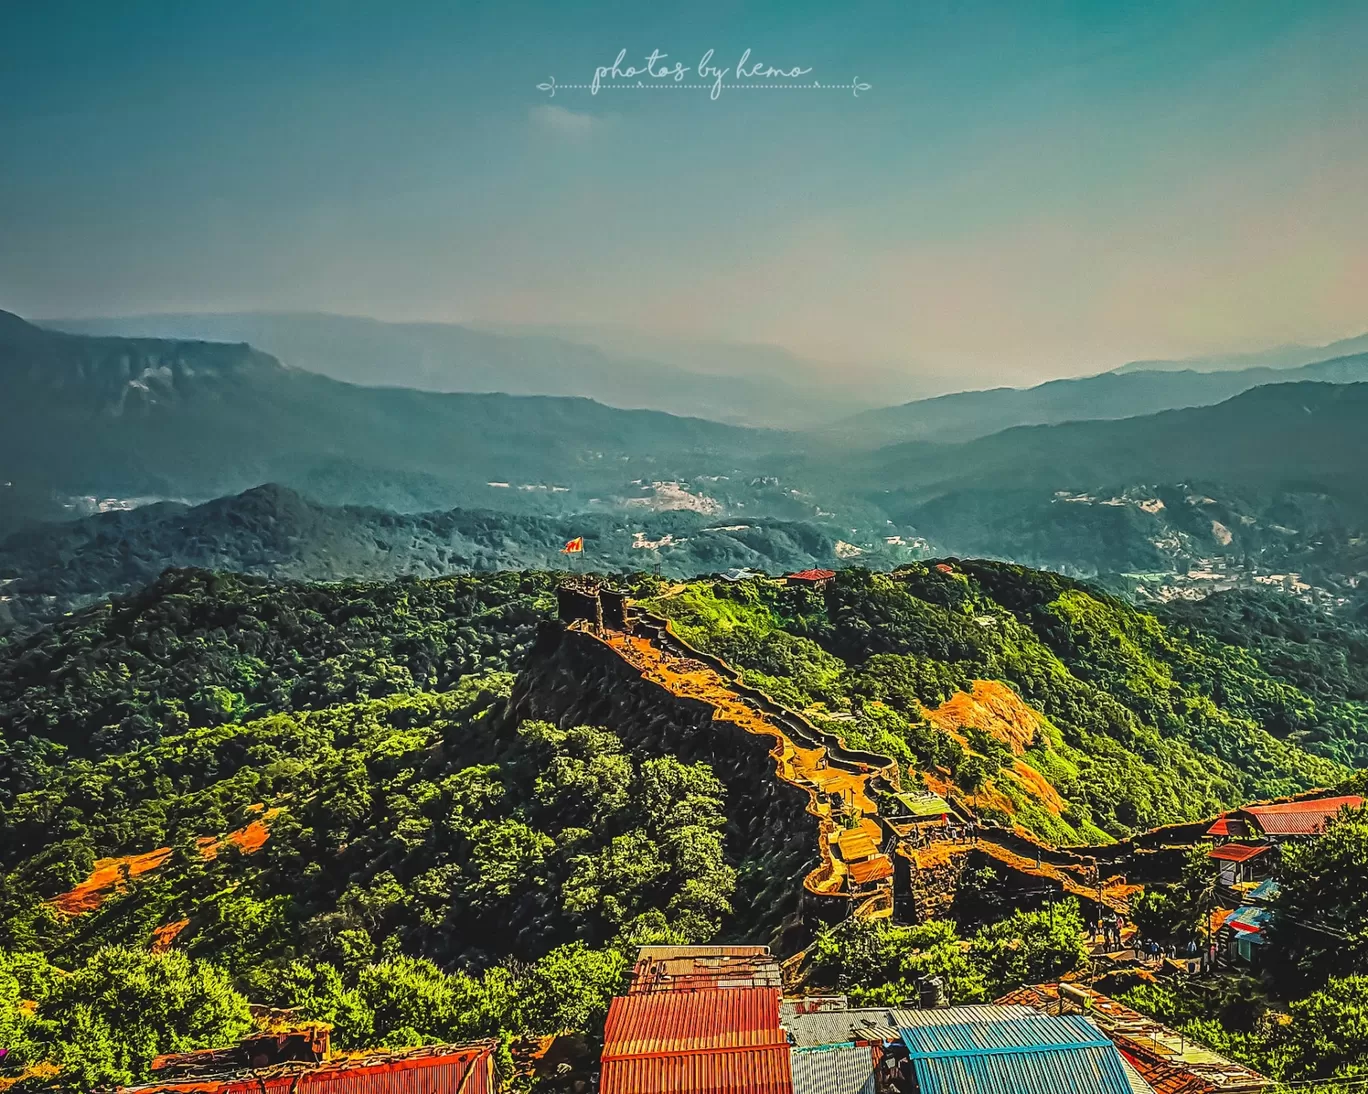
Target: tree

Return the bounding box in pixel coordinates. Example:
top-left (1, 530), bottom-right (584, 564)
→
top-left (511, 942), bottom-right (628, 1035)
top-left (807, 918), bottom-right (986, 1005)
top-left (1130, 846), bottom-right (1217, 942)
top-left (1269, 806), bottom-right (1368, 991)
top-left (28, 947), bottom-right (250, 1090)
top-left (970, 897), bottom-right (1089, 996)
top-left (1283, 975), bottom-right (1368, 1080)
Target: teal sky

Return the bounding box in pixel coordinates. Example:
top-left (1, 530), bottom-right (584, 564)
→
top-left (2, 1), bottom-right (1365, 384)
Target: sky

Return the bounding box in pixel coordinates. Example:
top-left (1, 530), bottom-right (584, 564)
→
top-left (2, 0), bottom-right (1366, 387)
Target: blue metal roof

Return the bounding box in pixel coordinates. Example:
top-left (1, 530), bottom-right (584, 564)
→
top-left (1246, 878), bottom-right (1282, 904)
top-left (898, 1013), bottom-right (1138, 1094)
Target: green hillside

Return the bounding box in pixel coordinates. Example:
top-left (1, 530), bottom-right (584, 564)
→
top-left (0, 485), bottom-right (906, 634)
top-left (3, 563), bottom-right (1367, 1087)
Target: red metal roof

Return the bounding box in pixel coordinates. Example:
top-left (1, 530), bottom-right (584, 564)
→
top-left (1243, 795), bottom-right (1363, 836)
top-left (119, 1041), bottom-right (497, 1094)
top-left (602, 988), bottom-right (785, 1059)
top-left (1207, 843), bottom-right (1270, 863)
top-left (601, 1044), bottom-right (793, 1094)
top-left (787, 569), bottom-right (836, 582)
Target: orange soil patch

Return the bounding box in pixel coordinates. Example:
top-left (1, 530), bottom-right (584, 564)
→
top-left (200, 812), bottom-right (278, 859)
top-left (50, 847), bottom-right (174, 914)
top-left (925, 680), bottom-right (1046, 756)
top-left (1007, 761), bottom-right (1067, 816)
top-left (51, 811), bottom-right (279, 915)
top-left (151, 919), bottom-right (190, 953)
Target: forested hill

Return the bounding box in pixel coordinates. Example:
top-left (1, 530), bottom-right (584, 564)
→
top-left (0, 484), bottom-right (863, 634)
top-left (1, 563), bottom-right (1365, 1088)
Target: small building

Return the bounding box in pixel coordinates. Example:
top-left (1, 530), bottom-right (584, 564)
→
top-left (119, 1040), bottom-right (500, 1094)
top-left (786, 568), bottom-right (837, 588)
top-left (1208, 842), bottom-right (1272, 891)
top-left (1218, 879), bottom-right (1281, 970)
top-left (891, 1004), bottom-right (1148, 1094)
top-left (628, 944), bottom-right (781, 994)
top-left (997, 984), bottom-right (1269, 1092)
top-left (886, 791), bottom-right (952, 829)
top-left (1207, 795), bottom-right (1364, 843)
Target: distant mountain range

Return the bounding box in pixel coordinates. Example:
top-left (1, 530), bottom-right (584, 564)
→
top-left (6, 308), bottom-right (1368, 610)
top-left (0, 310), bottom-right (775, 533)
top-left (1110, 330), bottom-right (1368, 374)
top-left (832, 352), bottom-right (1368, 446)
top-left (848, 381), bottom-right (1368, 507)
top-left (45, 312), bottom-right (881, 428)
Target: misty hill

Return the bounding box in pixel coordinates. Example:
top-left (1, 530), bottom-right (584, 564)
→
top-left (0, 310), bottom-right (780, 530)
top-left (45, 311), bottom-right (861, 428)
top-left (850, 381), bottom-right (1368, 507)
top-left (832, 352), bottom-right (1368, 446)
top-left (0, 483), bottom-right (874, 632)
top-left (476, 321), bottom-right (925, 409)
top-left (1112, 330), bottom-right (1368, 374)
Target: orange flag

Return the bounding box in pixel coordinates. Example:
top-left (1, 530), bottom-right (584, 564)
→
top-left (562, 536), bottom-right (584, 553)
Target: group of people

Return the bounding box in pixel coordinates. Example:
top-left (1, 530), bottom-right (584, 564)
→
top-left (1136, 937), bottom-right (1221, 974)
top-left (1093, 912), bottom-right (1127, 949)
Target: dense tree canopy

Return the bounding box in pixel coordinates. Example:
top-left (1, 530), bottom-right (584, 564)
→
top-left (4, 563), bottom-right (1368, 1087)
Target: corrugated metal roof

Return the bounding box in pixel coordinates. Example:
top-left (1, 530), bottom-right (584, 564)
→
top-left (781, 1008), bottom-right (898, 1048)
top-left (602, 987), bottom-right (785, 1059)
top-left (1208, 843), bottom-right (1269, 863)
top-left (847, 856), bottom-right (894, 885)
top-left (1223, 907), bottom-right (1273, 936)
top-left (1242, 796), bottom-right (1363, 837)
top-left (791, 1043), bottom-right (878, 1094)
top-left (118, 1041), bottom-right (497, 1094)
top-left (891, 1005), bottom-right (1041, 1029)
top-left (898, 1013), bottom-right (1139, 1094)
top-left (600, 1044), bottom-right (793, 1094)
top-left (1245, 879), bottom-right (1281, 904)
top-left (994, 984), bottom-right (1267, 1093)
top-left (1206, 816), bottom-right (1251, 839)
top-left (636, 945), bottom-right (771, 960)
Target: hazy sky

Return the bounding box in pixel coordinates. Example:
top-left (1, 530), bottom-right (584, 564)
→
top-left (3, 0), bottom-right (1366, 386)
